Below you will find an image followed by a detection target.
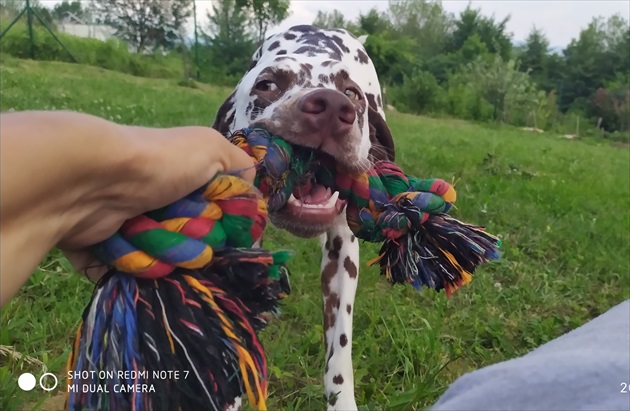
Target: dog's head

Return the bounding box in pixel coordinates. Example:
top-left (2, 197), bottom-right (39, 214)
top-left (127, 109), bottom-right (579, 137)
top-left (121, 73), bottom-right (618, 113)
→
top-left (213, 25), bottom-right (395, 238)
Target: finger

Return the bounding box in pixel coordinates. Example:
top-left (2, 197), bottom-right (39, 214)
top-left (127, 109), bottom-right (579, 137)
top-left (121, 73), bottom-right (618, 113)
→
top-left (219, 137), bottom-right (257, 184)
top-left (62, 249), bottom-right (109, 283)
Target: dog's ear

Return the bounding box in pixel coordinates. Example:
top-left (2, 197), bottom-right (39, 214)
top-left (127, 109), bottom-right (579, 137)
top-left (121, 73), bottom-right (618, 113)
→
top-left (212, 92), bottom-right (236, 136)
top-left (368, 105), bottom-right (395, 162)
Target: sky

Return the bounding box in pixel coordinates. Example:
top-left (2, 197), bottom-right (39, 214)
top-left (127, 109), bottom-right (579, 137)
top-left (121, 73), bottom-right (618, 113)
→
top-left (195, 0), bottom-right (629, 48)
top-left (41, 0), bottom-right (630, 49)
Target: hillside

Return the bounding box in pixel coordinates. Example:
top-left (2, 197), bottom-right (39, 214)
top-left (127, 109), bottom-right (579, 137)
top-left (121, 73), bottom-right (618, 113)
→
top-left (1, 57), bottom-right (629, 411)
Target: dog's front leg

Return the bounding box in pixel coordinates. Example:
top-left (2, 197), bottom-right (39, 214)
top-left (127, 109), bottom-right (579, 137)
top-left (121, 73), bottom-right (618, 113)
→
top-left (320, 214), bottom-right (359, 411)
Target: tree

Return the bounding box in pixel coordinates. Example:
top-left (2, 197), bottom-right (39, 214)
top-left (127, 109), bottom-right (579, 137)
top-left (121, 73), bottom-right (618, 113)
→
top-left (362, 34), bottom-right (417, 85)
top-left (449, 4), bottom-right (513, 61)
top-left (312, 9), bottom-right (361, 33)
top-left (0, 0), bottom-right (23, 16)
top-left (52, 0), bottom-right (90, 22)
top-left (92, 0), bottom-right (193, 53)
top-left (520, 26), bottom-right (550, 85)
top-left (200, 0), bottom-right (256, 80)
top-left (235, 0), bottom-right (290, 44)
top-left (453, 55), bottom-right (539, 124)
top-left (0, 0), bottom-right (55, 26)
top-left (386, 0), bottom-right (454, 58)
top-left (357, 8), bottom-right (391, 35)
top-left (560, 17), bottom-right (610, 111)
top-left (313, 9), bottom-right (347, 30)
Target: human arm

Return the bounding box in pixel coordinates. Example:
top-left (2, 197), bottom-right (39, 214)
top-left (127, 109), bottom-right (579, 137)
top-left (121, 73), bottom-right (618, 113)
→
top-left (0, 110), bottom-right (254, 307)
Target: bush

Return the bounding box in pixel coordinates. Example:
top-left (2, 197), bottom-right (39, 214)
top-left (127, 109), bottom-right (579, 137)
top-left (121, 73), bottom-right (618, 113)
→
top-left (388, 69), bottom-right (444, 114)
top-left (0, 21), bottom-right (183, 80)
top-left (443, 81), bottom-right (494, 121)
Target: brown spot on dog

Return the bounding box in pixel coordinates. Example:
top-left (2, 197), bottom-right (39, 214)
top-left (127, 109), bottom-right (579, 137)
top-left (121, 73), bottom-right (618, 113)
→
top-left (212, 95), bottom-right (235, 135)
top-left (324, 292), bottom-right (340, 331)
top-left (340, 333), bottom-right (348, 347)
top-left (284, 32), bottom-right (297, 40)
top-left (377, 94), bottom-right (382, 108)
top-left (295, 45), bottom-right (319, 56)
top-left (248, 59), bottom-right (259, 70)
top-left (277, 50), bottom-right (287, 55)
top-left (299, 63), bottom-right (313, 79)
top-left (318, 73), bottom-right (330, 84)
top-left (333, 374), bottom-right (344, 385)
top-left (346, 304), bottom-right (352, 314)
top-left (331, 35), bottom-right (350, 53)
top-left (268, 41), bottom-right (280, 51)
top-left (365, 93), bottom-right (377, 111)
top-left (350, 235), bottom-right (355, 242)
top-left (344, 256), bottom-right (357, 279)
top-left (368, 104), bottom-right (395, 161)
top-left (328, 236), bottom-right (343, 260)
top-left (275, 56), bottom-right (296, 62)
top-left (321, 260), bottom-right (337, 297)
top-left (329, 395), bottom-right (337, 406)
top-left (356, 49), bottom-right (369, 64)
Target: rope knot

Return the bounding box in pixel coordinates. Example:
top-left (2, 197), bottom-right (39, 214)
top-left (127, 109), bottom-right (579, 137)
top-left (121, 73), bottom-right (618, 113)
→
top-left (91, 174), bottom-right (267, 279)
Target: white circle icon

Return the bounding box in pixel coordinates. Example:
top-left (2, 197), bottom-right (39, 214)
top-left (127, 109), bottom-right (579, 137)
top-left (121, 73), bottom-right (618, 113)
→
top-left (39, 373), bottom-right (59, 391)
top-left (17, 373), bottom-right (36, 391)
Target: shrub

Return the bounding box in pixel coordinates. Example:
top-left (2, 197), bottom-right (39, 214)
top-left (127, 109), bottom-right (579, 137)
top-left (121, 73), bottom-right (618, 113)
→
top-left (443, 81), bottom-right (494, 121)
top-left (0, 21), bottom-right (183, 80)
top-left (388, 69), bottom-right (444, 114)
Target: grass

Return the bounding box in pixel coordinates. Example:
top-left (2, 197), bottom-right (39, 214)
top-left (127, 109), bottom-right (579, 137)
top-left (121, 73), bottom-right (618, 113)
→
top-left (1, 55), bottom-right (629, 411)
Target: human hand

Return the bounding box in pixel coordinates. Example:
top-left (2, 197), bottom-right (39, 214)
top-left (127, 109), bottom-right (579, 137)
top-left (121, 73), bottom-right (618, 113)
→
top-left (1, 111), bottom-right (255, 304)
top-left (59, 122), bottom-right (257, 281)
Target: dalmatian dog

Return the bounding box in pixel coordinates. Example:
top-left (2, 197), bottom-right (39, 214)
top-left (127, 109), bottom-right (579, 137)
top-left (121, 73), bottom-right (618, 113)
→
top-left (212, 24), bottom-right (395, 411)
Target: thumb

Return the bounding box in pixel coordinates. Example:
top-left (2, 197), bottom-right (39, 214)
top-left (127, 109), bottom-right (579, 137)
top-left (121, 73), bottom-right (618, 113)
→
top-left (219, 136), bottom-right (257, 184)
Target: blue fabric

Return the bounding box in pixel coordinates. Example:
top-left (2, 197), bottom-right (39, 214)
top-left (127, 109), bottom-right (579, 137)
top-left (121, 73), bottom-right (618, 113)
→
top-left (431, 299), bottom-right (630, 411)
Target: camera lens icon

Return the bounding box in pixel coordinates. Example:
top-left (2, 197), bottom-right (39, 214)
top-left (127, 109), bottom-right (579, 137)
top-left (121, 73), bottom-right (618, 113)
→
top-left (18, 373), bottom-right (59, 392)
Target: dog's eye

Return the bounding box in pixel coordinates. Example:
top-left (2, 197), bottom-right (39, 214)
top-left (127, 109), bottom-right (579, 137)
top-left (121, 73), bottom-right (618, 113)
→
top-left (255, 80), bottom-right (278, 92)
top-left (344, 88), bottom-right (361, 100)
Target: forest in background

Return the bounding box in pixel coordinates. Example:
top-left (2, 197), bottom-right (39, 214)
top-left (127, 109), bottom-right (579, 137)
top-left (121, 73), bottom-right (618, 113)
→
top-left (1, 0), bottom-right (628, 140)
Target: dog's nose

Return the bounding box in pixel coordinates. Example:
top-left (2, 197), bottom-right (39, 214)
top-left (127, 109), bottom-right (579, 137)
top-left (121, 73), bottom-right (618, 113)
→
top-left (297, 89), bottom-right (356, 139)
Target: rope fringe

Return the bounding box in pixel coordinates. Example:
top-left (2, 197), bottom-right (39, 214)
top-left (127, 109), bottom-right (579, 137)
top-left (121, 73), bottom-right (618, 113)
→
top-left (68, 127), bottom-right (501, 411)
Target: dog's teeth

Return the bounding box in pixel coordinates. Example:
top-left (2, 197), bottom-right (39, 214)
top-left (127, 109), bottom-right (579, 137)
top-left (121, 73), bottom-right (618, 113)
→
top-left (288, 194), bottom-right (301, 206)
top-left (325, 191), bottom-right (340, 207)
top-left (288, 192), bottom-right (340, 209)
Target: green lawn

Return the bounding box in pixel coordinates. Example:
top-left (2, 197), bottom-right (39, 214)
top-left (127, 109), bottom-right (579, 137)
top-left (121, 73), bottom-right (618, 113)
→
top-left (1, 55), bottom-right (629, 411)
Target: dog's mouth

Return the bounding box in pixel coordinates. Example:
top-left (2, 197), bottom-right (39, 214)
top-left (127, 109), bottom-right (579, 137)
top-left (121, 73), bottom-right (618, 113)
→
top-left (286, 180), bottom-right (348, 221)
top-left (269, 151), bottom-right (353, 238)
top-left (250, 119), bottom-right (364, 237)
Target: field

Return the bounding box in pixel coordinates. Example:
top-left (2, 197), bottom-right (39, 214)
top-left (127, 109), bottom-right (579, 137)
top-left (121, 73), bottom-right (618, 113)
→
top-left (1, 55), bottom-right (629, 411)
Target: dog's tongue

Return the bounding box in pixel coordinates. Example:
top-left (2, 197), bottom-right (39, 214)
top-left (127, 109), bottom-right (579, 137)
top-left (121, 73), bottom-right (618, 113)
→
top-left (293, 182), bottom-right (331, 204)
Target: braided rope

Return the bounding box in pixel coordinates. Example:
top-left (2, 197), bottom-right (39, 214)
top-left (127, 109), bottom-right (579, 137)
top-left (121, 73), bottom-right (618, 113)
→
top-left (68, 127), bottom-right (501, 411)
top-left (67, 174), bottom-right (288, 411)
top-left (90, 175), bottom-right (267, 279)
top-left (230, 128), bottom-right (502, 295)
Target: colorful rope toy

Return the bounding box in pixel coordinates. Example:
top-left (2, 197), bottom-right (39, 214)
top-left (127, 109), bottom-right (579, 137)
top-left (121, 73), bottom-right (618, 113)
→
top-left (66, 127), bottom-right (502, 411)
top-left (230, 128), bottom-right (501, 296)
